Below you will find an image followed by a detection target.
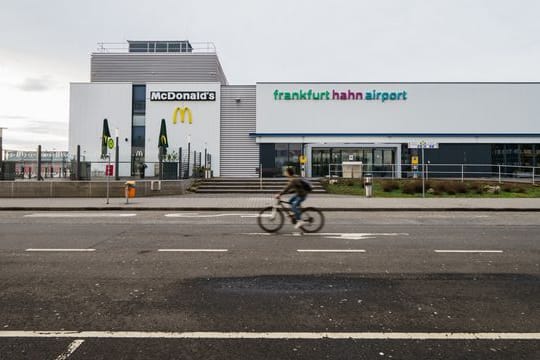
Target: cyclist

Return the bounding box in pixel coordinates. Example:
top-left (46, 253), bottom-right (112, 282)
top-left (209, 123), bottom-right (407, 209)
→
top-left (275, 167), bottom-right (309, 229)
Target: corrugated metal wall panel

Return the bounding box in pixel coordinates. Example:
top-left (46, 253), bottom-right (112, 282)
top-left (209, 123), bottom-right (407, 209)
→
top-left (220, 86), bottom-right (259, 177)
top-left (91, 54), bottom-right (228, 84)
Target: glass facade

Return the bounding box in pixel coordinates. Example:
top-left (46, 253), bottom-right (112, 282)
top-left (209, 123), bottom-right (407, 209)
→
top-left (128, 41), bottom-right (193, 53)
top-left (131, 85), bottom-right (146, 176)
top-left (311, 147), bottom-right (395, 177)
top-left (492, 144), bottom-right (540, 175)
top-left (274, 143), bottom-right (302, 175)
top-left (261, 143), bottom-right (540, 178)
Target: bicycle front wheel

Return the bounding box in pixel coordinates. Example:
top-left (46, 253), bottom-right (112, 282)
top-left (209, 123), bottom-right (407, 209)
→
top-left (300, 207), bottom-right (325, 233)
top-left (257, 206), bottom-right (285, 233)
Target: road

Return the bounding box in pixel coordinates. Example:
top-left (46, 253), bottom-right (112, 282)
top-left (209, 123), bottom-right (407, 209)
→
top-left (0, 211), bottom-right (538, 359)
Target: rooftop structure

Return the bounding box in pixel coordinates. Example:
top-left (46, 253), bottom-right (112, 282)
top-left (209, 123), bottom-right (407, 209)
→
top-left (96, 41), bottom-right (216, 53)
top-left (91, 40), bottom-right (227, 84)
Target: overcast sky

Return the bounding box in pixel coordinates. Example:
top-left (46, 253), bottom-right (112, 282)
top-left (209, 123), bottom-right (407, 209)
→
top-left (1, 0), bottom-right (539, 152)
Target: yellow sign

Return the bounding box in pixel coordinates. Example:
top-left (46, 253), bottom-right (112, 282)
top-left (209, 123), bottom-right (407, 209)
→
top-left (172, 106), bottom-right (193, 124)
top-left (411, 156), bottom-right (419, 165)
top-left (299, 155), bottom-right (307, 164)
top-left (107, 138), bottom-right (115, 149)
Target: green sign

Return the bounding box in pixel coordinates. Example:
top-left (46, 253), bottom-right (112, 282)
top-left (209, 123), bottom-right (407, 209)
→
top-left (107, 138), bottom-right (115, 149)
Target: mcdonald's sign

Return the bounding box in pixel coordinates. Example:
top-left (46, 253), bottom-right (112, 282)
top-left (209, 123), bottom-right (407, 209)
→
top-left (172, 106), bottom-right (193, 124)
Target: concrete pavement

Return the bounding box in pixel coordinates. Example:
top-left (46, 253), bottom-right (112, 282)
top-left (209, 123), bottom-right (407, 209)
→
top-left (1, 193), bottom-right (540, 211)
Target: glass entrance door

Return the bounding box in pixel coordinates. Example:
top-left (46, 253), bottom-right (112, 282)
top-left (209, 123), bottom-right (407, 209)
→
top-left (311, 147), bottom-right (396, 178)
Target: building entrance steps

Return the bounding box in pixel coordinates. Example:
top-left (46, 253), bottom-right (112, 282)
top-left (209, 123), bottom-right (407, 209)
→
top-left (193, 177), bottom-right (326, 194)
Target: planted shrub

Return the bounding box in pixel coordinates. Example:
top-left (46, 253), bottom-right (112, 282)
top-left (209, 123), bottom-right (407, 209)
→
top-left (501, 184), bottom-right (514, 192)
top-left (402, 180), bottom-right (423, 194)
top-left (468, 182), bottom-right (480, 192)
top-left (341, 178), bottom-right (362, 187)
top-left (454, 183), bottom-right (468, 194)
top-left (382, 180), bottom-right (400, 192)
top-left (433, 182), bottom-right (448, 194)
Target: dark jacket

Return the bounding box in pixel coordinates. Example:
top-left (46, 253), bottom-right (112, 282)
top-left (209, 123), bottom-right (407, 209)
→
top-left (279, 177), bottom-right (308, 197)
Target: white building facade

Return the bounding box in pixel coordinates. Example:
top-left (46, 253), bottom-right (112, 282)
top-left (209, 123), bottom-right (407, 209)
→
top-left (69, 41), bottom-right (540, 179)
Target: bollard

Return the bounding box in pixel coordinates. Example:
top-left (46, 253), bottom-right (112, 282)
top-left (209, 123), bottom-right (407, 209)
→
top-left (364, 174), bottom-right (373, 198)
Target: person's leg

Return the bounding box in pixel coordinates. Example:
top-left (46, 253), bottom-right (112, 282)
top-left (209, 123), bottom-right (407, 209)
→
top-left (289, 195), bottom-right (301, 220)
top-left (296, 196), bottom-right (306, 220)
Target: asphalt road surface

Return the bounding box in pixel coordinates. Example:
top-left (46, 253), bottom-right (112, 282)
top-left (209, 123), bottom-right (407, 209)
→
top-left (0, 211), bottom-right (539, 359)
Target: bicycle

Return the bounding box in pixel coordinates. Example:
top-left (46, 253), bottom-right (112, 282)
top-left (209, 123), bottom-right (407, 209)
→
top-left (257, 198), bottom-right (325, 233)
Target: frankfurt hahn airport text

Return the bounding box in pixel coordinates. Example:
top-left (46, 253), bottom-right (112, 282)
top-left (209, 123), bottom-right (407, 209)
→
top-left (273, 89), bottom-right (408, 102)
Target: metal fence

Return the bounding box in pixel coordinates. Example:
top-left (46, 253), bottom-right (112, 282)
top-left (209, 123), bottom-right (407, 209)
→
top-left (1, 149), bottom-right (213, 181)
top-left (327, 163), bottom-right (539, 184)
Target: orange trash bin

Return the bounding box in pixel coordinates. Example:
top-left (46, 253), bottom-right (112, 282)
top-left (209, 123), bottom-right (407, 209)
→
top-left (124, 181), bottom-right (136, 203)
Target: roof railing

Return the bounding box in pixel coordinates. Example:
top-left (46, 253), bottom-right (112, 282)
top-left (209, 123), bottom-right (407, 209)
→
top-left (96, 41), bottom-right (216, 53)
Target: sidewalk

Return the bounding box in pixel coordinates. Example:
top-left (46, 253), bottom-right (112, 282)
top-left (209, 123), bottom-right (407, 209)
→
top-left (1, 194), bottom-right (540, 211)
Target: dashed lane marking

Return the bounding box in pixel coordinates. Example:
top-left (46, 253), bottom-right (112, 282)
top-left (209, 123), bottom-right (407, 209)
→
top-left (25, 249), bottom-right (96, 252)
top-left (243, 233), bottom-right (409, 240)
top-left (54, 339), bottom-right (84, 360)
top-left (297, 249), bottom-right (366, 253)
top-left (434, 250), bottom-right (504, 253)
top-left (165, 213), bottom-right (258, 218)
top-left (0, 331), bottom-right (538, 340)
top-left (157, 249), bottom-right (228, 252)
top-left (24, 213), bottom-right (136, 218)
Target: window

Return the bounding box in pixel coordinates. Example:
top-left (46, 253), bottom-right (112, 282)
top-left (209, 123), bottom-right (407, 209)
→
top-left (168, 43), bottom-right (181, 52)
top-left (275, 144), bottom-right (288, 170)
top-left (132, 115), bottom-right (145, 126)
top-left (156, 42), bottom-right (167, 52)
top-left (133, 86), bottom-right (146, 101)
top-left (132, 126), bottom-right (145, 147)
top-left (133, 85), bottom-right (146, 114)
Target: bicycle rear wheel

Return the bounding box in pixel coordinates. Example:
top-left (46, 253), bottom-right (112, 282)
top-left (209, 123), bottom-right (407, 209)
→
top-left (299, 207), bottom-right (325, 233)
top-left (257, 206), bottom-right (285, 233)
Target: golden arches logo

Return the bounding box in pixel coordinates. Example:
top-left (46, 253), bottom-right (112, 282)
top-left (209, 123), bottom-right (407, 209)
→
top-left (172, 106), bottom-right (193, 124)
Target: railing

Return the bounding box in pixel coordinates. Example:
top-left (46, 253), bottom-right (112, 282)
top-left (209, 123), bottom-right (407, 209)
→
top-left (325, 163), bottom-right (538, 184)
top-left (95, 42), bottom-right (217, 53)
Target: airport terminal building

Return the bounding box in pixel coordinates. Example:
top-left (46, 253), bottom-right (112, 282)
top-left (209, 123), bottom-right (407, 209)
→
top-left (69, 41), bottom-right (540, 178)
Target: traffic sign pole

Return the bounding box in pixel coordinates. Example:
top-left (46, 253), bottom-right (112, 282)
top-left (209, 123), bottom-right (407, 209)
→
top-left (422, 145), bottom-right (425, 198)
top-left (106, 154), bottom-right (110, 205)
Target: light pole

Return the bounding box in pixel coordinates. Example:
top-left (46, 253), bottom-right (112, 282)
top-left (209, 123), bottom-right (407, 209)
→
top-left (52, 148), bottom-right (56, 178)
top-left (419, 140), bottom-right (426, 198)
top-left (187, 134), bottom-right (191, 178)
top-left (115, 128), bottom-right (119, 180)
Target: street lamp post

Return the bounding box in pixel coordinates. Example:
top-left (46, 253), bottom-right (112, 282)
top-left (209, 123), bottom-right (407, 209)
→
top-left (115, 128), bottom-right (120, 180)
top-left (52, 148), bottom-right (56, 178)
top-left (187, 134), bottom-right (191, 178)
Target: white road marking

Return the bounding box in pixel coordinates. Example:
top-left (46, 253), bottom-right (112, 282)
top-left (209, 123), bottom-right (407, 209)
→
top-left (0, 331), bottom-right (538, 340)
top-left (25, 249), bottom-right (96, 252)
top-left (243, 232), bottom-right (409, 240)
top-left (54, 339), bottom-right (84, 360)
top-left (24, 213), bottom-right (136, 218)
top-left (318, 233), bottom-right (409, 240)
top-left (158, 249), bottom-right (228, 252)
top-left (297, 249), bottom-right (366, 253)
top-left (434, 250), bottom-right (504, 253)
top-left (165, 213), bottom-right (257, 218)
